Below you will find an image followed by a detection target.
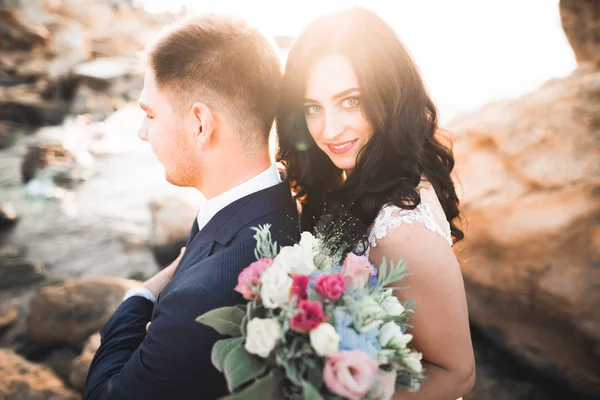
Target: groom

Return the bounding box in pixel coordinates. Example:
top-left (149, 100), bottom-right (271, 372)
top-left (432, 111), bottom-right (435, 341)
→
top-left (83, 14), bottom-right (299, 400)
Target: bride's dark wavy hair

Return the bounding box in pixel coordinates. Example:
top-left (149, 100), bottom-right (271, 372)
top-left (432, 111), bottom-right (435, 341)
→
top-left (276, 7), bottom-right (464, 243)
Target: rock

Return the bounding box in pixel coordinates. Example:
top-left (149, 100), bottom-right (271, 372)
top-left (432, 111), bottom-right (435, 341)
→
top-left (69, 332), bottom-right (100, 392)
top-left (0, 348), bottom-right (79, 400)
top-left (560, 0), bottom-right (600, 66)
top-left (0, 8), bottom-right (50, 52)
top-left (71, 57), bottom-right (142, 121)
top-left (0, 202), bottom-right (19, 229)
top-left (0, 305), bottom-right (18, 333)
top-left (0, 244), bottom-right (45, 289)
top-left (43, 347), bottom-right (80, 382)
top-left (46, 19), bottom-right (91, 79)
top-left (0, 82), bottom-right (70, 126)
top-left (0, 122), bottom-right (21, 149)
top-left (149, 196), bottom-right (198, 268)
top-left (21, 142), bottom-right (75, 183)
top-left (448, 65), bottom-right (600, 396)
top-left (26, 277), bottom-right (139, 344)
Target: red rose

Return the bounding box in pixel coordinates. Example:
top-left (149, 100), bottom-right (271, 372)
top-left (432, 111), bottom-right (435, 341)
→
top-left (314, 274), bottom-right (345, 301)
top-left (290, 274), bottom-right (311, 301)
top-left (290, 299), bottom-right (328, 333)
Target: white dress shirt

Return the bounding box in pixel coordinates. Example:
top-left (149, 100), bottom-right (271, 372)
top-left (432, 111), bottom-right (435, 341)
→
top-left (123, 164), bottom-right (282, 303)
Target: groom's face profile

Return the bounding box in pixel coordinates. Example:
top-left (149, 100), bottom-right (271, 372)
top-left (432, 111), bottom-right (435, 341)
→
top-left (138, 71), bottom-right (195, 186)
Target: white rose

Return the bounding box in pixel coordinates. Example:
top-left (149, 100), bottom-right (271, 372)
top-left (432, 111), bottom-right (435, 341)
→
top-left (309, 323), bottom-right (340, 356)
top-left (299, 231), bottom-right (318, 255)
top-left (381, 296), bottom-right (405, 316)
top-left (273, 244), bottom-right (315, 276)
top-left (379, 321), bottom-right (412, 349)
top-left (245, 318), bottom-right (282, 358)
top-left (260, 264), bottom-right (293, 309)
top-left (404, 351), bottom-right (423, 373)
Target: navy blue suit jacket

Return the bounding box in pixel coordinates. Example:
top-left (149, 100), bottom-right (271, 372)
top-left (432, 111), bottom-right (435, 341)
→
top-left (83, 181), bottom-right (299, 400)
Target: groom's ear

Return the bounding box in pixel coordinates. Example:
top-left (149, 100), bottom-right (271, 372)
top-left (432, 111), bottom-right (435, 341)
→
top-left (189, 102), bottom-right (214, 147)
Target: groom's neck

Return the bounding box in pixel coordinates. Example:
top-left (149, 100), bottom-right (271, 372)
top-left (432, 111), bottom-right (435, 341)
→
top-left (197, 149), bottom-right (272, 200)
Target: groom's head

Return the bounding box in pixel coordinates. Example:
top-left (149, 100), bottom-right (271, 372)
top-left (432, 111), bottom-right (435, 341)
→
top-left (138, 14), bottom-right (281, 188)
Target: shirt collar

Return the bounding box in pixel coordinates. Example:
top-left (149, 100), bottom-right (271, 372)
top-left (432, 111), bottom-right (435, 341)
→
top-left (196, 164), bottom-right (281, 232)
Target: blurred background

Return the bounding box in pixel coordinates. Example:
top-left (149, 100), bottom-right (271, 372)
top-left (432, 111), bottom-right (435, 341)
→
top-left (0, 0), bottom-right (598, 399)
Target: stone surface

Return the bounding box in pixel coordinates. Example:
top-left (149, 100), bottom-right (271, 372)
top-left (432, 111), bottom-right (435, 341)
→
top-left (0, 8), bottom-right (49, 51)
top-left (26, 277), bottom-right (139, 344)
top-left (149, 196), bottom-right (198, 268)
top-left (0, 305), bottom-right (18, 333)
top-left (69, 332), bottom-right (100, 392)
top-left (560, 0), bottom-right (600, 66)
top-left (448, 65), bottom-right (600, 396)
top-left (0, 244), bottom-right (45, 289)
top-left (0, 349), bottom-right (79, 400)
top-left (0, 202), bottom-right (19, 229)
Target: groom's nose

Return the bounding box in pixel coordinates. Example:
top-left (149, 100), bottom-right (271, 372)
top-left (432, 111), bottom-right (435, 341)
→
top-left (138, 126), bottom-right (148, 141)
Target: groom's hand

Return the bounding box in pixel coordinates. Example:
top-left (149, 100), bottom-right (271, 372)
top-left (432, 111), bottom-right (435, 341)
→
top-left (142, 247), bottom-right (186, 299)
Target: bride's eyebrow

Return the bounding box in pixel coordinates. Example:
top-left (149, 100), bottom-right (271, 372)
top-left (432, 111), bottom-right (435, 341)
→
top-left (304, 87), bottom-right (360, 104)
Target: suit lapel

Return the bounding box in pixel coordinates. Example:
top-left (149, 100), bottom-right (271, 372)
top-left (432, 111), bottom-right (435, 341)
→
top-left (173, 180), bottom-right (296, 277)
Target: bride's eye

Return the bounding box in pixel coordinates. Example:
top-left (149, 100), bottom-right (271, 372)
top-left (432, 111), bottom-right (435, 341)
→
top-left (304, 104), bottom-right (322, 116)
top-left (341, 97), bottom-right (360, 109)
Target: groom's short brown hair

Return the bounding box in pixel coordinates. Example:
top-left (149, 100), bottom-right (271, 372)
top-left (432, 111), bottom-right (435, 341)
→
top-left (144, 14), bottom-right (281, 142)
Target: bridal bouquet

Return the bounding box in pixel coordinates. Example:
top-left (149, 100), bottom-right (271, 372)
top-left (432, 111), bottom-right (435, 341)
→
top-left (197, 225), bottom-right (424, 400)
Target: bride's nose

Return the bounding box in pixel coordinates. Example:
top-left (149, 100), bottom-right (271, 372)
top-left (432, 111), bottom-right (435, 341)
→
top-left (322, 110), bottom-right (345, 141)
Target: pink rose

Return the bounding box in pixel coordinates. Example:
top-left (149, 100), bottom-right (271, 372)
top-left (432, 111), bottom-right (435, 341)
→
top-left (290, 299), bottom-right (328, 333)
top-left (341, 253), bottom-right (376, 289)
top-left (323, 350), bottom-right (378, 400)
top-left (234, 258), bottom-right (273, 299)
top-left (314, 274), bottom-right (345, 301)
top-left (290, 274), bottom-right (311, 301)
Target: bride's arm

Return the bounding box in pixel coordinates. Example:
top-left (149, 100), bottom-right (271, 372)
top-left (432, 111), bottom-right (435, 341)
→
top-left (369, 222), bottom-right (475, 400)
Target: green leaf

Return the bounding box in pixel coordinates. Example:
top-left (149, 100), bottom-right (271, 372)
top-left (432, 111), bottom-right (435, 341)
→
top-left (212, 337), bottom-right (243, 372)
top-left (302, 380), bottom-right (324, 400)
top-left (220, 370), bottom-right (282, 400)
top-left (196, 306), bottom-right (246, 337)
top-left (223, 345), bottom-right (267, 392)
top-left (283, 360), bottom-right (301, 385)
top-left (234, 304), bottom-right (247, 313)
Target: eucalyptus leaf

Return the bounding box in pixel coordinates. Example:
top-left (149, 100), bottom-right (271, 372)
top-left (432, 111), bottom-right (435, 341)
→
top-left (196, 306), bottom-right (245, 337)
top-left (223, 345), bottom-right (267, 392)
top-left (212, 337), bottom-right (243, 372)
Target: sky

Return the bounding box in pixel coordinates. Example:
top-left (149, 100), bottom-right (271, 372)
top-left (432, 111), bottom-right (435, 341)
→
top-left (135, 0), bottom-right (576, 122)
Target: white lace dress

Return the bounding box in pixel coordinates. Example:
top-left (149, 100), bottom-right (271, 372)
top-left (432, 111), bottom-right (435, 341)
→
top-left (363, 183), bottom-right (453, 258)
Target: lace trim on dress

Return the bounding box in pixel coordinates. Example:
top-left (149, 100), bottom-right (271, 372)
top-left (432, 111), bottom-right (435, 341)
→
top-left (365, 202), bottom-right (453, 257)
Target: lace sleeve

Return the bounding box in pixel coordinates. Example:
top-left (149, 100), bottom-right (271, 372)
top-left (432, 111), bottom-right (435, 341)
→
top-left (366, 202), bottom-right (453, 256)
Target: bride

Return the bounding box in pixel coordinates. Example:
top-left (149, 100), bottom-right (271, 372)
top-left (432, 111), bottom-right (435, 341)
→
top-left (276, 7), bottom-right (475, 399)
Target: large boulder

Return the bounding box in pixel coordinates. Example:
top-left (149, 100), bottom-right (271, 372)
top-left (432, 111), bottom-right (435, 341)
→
top-left (560, 0), bottom-right (600, 65)
top-left (26, 277), bottom-right (139, 344)
top-left (448, 64), bottom-right (600, 396)
top-left (149, 196), bottom-right (198, 268)
top-left (69, 332), bottom-right (100, 392)
top-left (0, 349), bottom-right (79, 400)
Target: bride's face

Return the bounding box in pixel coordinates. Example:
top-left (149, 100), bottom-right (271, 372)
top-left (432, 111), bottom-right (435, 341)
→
top-left (303, 53), bottom-right (374, 173)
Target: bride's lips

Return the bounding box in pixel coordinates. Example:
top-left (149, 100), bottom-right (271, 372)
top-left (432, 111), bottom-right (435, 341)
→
top-left (327, 139), bottom-right (358, 155)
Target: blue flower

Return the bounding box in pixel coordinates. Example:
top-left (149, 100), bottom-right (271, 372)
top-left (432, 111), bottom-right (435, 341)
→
top-left (369, 265), bottom-right (378, 288)
top-left (338, 327), bottom-right (359, 351)
top-left (331, 264), bottom-right (343, 274)
top-left (334, 308), bottom-right (381, 358)
top-left (334, 308), bottom-right (353, 328)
